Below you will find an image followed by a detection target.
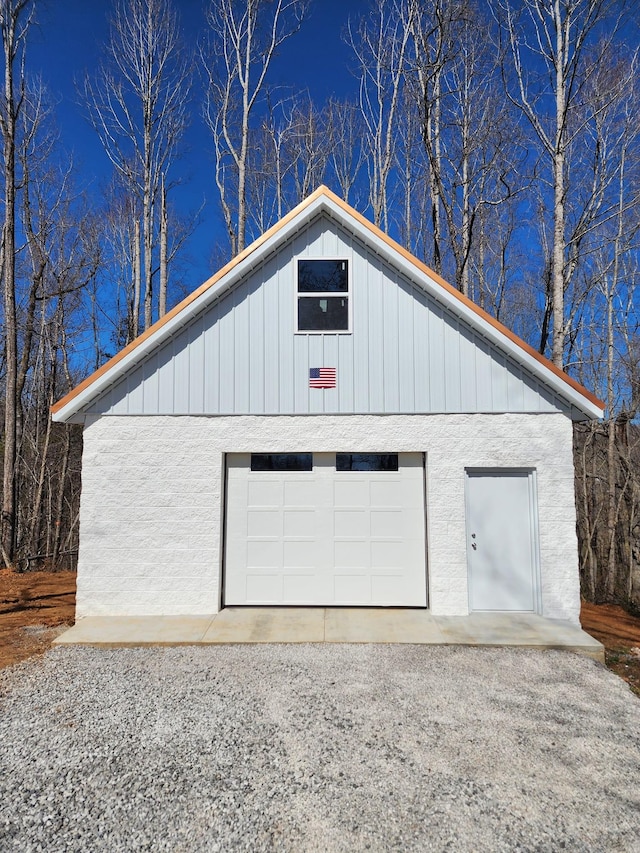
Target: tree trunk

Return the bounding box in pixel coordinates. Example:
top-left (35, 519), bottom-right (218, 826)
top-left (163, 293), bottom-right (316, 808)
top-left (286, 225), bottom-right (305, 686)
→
top-left (551, 147), bottom-right (566, 367)
top-left (133, 218), bottom-right (141, 340)
top-left (159, 177), bottom-right (168, 317)
top-left (427, 74), bottom-right (442, 275)
top-left (143, 189), bottom-right (153, 329)
top-left (460, 137), bottom-right (470, 297)
top-left (0, 2), bottom-right (25, 567)
top-left (27, 395), bottom-right (52, 559)
top-left (604, 141), bottom-right (628, 600)
top-left (52, 426), bottom-right (71, 568)
top-left (237, 124), bottom-right (248, 253)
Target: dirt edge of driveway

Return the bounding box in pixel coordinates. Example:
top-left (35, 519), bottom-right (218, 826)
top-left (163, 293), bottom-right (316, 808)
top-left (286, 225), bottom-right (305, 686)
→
top-left (1, 569), bottom-right (639, 695)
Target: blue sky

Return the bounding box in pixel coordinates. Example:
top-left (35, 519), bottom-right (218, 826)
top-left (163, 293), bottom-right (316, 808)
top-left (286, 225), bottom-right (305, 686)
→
top-left (29, 0), bottom-right (366, 287)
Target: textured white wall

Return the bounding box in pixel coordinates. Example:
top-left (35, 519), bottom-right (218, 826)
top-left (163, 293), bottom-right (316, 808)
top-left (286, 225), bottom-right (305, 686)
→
top-left (76, 413), bottom-right (581, 623)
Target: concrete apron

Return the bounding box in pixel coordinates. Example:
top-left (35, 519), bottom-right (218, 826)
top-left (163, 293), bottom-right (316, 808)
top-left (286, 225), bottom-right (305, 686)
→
top-left (54, 609), bottom-right (604, 662)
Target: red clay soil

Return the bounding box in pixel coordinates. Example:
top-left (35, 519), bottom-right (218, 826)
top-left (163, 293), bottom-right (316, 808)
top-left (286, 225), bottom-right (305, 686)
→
top-left (0, 569), bottom-right (76, 669)
top-left (580, 601), bottom-right (640, 695)
top-left (0, 571), bottom-right (639, 696)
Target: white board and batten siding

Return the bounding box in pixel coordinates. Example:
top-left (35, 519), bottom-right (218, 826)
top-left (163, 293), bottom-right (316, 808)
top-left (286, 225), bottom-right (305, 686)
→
top-left (84, 213), bottom-right (571, 419)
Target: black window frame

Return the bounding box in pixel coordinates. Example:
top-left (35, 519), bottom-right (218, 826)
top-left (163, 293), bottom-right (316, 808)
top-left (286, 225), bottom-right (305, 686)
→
top-left (295, 258), bottom-right (351, 333)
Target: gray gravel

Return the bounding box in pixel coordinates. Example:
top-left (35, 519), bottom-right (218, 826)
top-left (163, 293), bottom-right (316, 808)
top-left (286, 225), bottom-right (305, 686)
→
top-left (1, 645), bottom-right (639, 853)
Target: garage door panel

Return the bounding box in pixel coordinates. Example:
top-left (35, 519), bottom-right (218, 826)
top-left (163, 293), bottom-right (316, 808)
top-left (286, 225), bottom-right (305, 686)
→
top-left (283, 574), bottom-right (317, 601)
top-left (225, 452), bottom-right (427, 606)
top-left (334, 574), bottom-right (369, 603)
top-left (371, 574), bottom-right (404, 604)
top-left (283, 509), bottom-right (316, 536)
top-left (371, 541), bottom-right (406, 569)
top-left (247, 510), bottom-right (281, 537)
top-left (334, 510), bottom-right (368, 537)
top-left (334, 480), bottom-right (369, 506)
top-left (246, 539), bottom-right (281, 568)
top-left (334, 539), bottom-right (369, 568)
top-left (284, 480), bottom-right (315, 506)
top-left (248, 480), bottom-right (281, 506)
top-left (283, 539), bottom-right (316, 568)
top-left (246, 573), bottom-right (281, 601)
top-left (369, 480), bottom-right (404, 507)
top-left (370, 509), bottom-right (402, 537)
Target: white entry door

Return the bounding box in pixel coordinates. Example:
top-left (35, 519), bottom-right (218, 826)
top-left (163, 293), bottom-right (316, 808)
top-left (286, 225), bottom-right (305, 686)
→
top-left (224, 452), bottom-right (427, 606)
top-left (465, 470), bottom-right (539, 612)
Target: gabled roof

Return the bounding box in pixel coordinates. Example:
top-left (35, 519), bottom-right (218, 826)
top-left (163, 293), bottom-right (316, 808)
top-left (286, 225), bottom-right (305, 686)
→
top-left (51, 185), bottom-right (604, 422)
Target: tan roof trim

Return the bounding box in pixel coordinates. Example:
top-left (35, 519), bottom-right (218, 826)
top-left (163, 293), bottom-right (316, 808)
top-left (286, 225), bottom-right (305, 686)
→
top-left (51, 187), bottom-right (328, 415)
top-left (324, 188), bottom-right (604, 411)
top-left (51, 184), bottom-right (604, 416)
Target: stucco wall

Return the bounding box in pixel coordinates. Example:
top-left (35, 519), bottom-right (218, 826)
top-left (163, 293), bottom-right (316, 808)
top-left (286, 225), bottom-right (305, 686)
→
top-left (76, 413), bottom-right (580, 623)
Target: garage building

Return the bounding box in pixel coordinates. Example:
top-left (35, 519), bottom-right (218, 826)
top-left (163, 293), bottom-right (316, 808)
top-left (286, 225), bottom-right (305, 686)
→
top-left (52, 187), bottom-right (603, 624)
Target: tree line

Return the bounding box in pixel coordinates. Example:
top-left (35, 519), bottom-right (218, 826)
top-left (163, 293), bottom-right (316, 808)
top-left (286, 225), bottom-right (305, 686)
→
top-left (1, 0), bottom-right (638, 608)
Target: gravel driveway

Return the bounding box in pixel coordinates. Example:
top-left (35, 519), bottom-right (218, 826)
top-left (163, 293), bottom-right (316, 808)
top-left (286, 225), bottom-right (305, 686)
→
top-left (1, 645), bottom-right (639, 852)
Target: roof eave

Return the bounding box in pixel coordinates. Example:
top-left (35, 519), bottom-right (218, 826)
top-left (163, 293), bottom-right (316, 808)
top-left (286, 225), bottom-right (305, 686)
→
top-left (51, 189), bottom-right (329, 423)
top-left (318, 193), bottom-right (604, 420)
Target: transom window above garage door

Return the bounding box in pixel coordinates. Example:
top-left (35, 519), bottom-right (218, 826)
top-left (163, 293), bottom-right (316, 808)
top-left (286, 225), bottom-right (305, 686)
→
top-left (250, 453), bottom-right (313, 471)
top-left (336, 454), bottom-right (399, 471)
top-left (296, 259), bottom-right (350, 333)
top-left (249, 453), bottom-right (400, 472)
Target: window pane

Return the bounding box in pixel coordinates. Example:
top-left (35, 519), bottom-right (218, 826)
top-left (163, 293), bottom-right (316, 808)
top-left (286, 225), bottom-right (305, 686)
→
top-left (336, 454), bottom-right (399, 471)
top-left (298, 297), bottom-right (349, 331)
top-left (298, 259), bottom-right (348, 292)
top-left (250, 453), bottom-right (313, 471)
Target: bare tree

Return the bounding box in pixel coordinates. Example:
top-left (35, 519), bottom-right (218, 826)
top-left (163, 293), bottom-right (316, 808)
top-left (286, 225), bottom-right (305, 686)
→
top-left (246, 94), bottom-right (323, 236)
top-left (203, 0), bottom-right (308, 257)
top-left (408, 0), bottom-right (462, 274)
top-left (498, 0), bottom-right (630, 367)
top-left (246, 109), bottom-right (291, 235)
top-left (325, 98), bottom-right (366, 206)
top-left (349, 0), bottom-right (414, 230)
top-left (0, 0), bottom-right (34, 567)
top-left (410, 1), bottom-right (524, 295)
top-left (581, 82), bottom-right (640, 601)
top-left (83, 0), bottom-right (190, 334)
top-left (570, 49), bottom-right (640, 607)
top-left (0, 52), bottom-right (101, 572)
top-left (394, 85), bottom-right (422, 252)
top-left (17, 100), bottom-right (100, 567)
top-left (284, 97), bottom-right (329, 204)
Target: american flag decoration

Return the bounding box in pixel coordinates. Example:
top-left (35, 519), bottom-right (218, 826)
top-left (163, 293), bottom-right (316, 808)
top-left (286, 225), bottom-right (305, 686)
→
top-left (309, 367), bottom-right (337, 389)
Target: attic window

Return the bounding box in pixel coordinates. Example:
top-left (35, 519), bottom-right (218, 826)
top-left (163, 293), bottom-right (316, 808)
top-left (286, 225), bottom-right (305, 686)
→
top-left (296, 259), bottom-right (350, 332)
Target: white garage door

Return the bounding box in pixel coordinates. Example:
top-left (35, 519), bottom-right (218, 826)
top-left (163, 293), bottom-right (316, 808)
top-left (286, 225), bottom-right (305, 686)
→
top-left (224, 452), bottom-right (427, 606)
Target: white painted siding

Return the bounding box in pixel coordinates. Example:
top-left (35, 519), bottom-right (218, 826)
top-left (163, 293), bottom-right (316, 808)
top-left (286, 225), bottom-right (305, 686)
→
top-left (76, 413), bottom-right (580, 622)
top-left (87, 213), bottom-right (570, 418)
